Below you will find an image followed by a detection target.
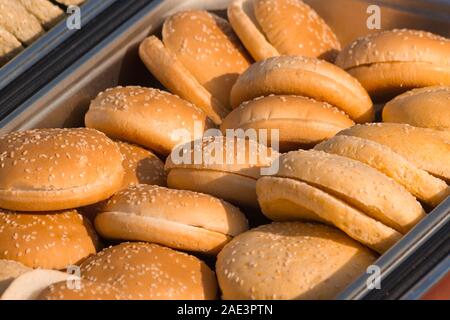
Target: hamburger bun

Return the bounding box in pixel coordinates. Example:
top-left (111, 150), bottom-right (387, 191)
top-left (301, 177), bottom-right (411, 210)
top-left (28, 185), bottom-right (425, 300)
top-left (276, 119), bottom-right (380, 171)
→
top-left (0, 209), bottom-right (100, 269)
top-left (383, 86), bottom-right (450, 130)
top-left (216, 222), bottom-right (377, 300)
top-left (18, 0), bottom-right (64, 29)
top-left (81, 242), bottom-right (218, 300)
top-left (0, 128), bottom-right (124, 211)
top-left (0, 260), bottom-right (31, 295)
top-left (221, 95), bottom-right (354, 151)
top-left (165, 136), bottom-right (278, 208)
top-left (0, 26), bottom-right (23, 66)
top-left (228, 0), bottom-right (340, 62)
top-left (0, 269), bottom-right (71, 300)
top-left (94, 184), bottom-right (248, 255)
top-left (336, 29), bottom-right (450, 101)
top-left (117, 141), bottom-right (166, 188)
top-left (271, 150), bottom-right (425, 233)
top-left (0, 0), bottom-right (44, 45)
top-left (338, 123), bottom-right (450, 182)
top-left (139, 36), bottom-right (228, 125)
top-left (256, 177), bottom-right (402, 253)
top-left (85, 86), bottom-right (210, 156)
top-left (315, 135), bottom-right (450, 207)
top-left (37, 280), bottom-right (123, 300)
top-left (230, 55), bottom-right (374, 123)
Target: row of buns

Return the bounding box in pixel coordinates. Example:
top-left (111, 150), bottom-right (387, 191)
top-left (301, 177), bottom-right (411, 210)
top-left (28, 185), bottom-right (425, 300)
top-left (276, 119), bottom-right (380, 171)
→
top-left (0, 0), bottom-right (449, 300)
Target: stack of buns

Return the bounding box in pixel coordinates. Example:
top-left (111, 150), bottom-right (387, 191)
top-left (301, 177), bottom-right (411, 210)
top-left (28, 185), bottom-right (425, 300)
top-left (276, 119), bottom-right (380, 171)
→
top-left (1, 0), bottom-right (449, 300)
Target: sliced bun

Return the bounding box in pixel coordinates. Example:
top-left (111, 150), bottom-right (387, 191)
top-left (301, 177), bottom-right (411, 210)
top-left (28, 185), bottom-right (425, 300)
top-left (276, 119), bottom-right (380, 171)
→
top-left (0, 26), bottom-right (23, 66)
top-left (221, 95), bottom-right (354, 151)
top-left (94, 184), bottom-right (248, 255)
top-left (1, 269), bottom-right (71, 300)
top-left (216, 222), bottom-right (377, 300)
top-left (18, 0), bottom-right (64, 29)
top-left (0, 260), bottom-right (31, 295)
top-left (315, 135), bottom-right (450, 207)
top-left (162, 10), bottom-right (251, 109)
top-left (165, 136), bottom-right (277, 208)
top-left (37, 280), bottom-right (123, 300)
top-left (383, 86), bottom-right (450, 130)
top-left (0, 128), bottom-right (123, 211)
top-left (117, 141), bottom-right (166, 188)
top-left (275, 150), bottom-right (425, 233)
top-left (336, 29), bottom-right (450, 101)
top-left (85, 86), bottom-right (209, 156)
top-left (228, 0), bottom-right (340, 62)
top-left (0, 209), bottom-right (99, 269)
top-left (230, 55), bottom-right (374, 123)
top-left (139, 36), bottom-right (228, 124)
top-left (81, 242), bottom-right (218, 300)
top-left (338, 123), bottom-right (450, 182)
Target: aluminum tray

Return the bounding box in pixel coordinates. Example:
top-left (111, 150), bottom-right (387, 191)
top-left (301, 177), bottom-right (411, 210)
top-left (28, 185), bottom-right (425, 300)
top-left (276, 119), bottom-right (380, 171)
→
top-left (0, 0), bottom-right (449, 300)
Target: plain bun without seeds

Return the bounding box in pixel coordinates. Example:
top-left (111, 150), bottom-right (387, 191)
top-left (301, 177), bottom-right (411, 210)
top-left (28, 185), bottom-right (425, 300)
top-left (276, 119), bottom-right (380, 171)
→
top-left (80, 242), bottom-right (218, 300)
top-left (94, 184), bottom-right (248, 255)
top-left (0, 128), bottom-right (123, 212)
top-left (228, 0), bottom-right (341, 62)
top-left (216, 222), bottom-right (377, 300)
top-left (230, 55), bottom-right (374, 123)
top-left (336, 29), bottom-right (450, 101)
top-left (0, 209), bottom-right (100, 269)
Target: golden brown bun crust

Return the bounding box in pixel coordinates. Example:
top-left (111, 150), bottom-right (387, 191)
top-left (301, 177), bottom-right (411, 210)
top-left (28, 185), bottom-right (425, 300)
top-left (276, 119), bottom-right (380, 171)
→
top-left (221, 95), bottom-right (354, 151)
top-left (163, 10), bottom-right (252, 108)
top-left (117, 141), bottom-right (166, 188)
top-left (336, 29), bottom-right (450, 101)
top-left (0, 128), bottom-right (124, 212)
top-left (383, 86), bottom-right (450, 130)
top-left (0, 26), bottom-right (23, 66)
top-left (338, 123), bottom-right (450, 182)
top-left (0, 209), bottom-right (99, 269)
top-left (94, 184), bottom-right (248, 254)
top-left (139, 36), bottom-right (228, 125)
top-left (230, 55), bottom-right (374, 123)
top-left (315, 135), bottom-right (450, 208)
top-left (216, 222), bottom-right (377, 300)
top-left (275, 150), bottom-right (425, 233)
top-left (85, 86), bottom-right (209, 156)
top-left (256, 177), bottom-right (403, 254)
top-left (252, 0), bottom-right (340, 62)
top-left (81, 242), bottom-right (218, 300)
top-left (37, 280), bottom-right (123, 300)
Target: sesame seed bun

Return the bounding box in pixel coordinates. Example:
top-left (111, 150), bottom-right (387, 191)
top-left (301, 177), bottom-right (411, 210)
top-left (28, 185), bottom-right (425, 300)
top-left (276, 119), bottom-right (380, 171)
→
top-left (117, 141), bottom-right (166, 188)
top-left (37, 280), bottom-right (123, 300)
top-left (18, 0), bottom-right (64, 29)
top-left (230, 55), bottom-right (374, 123)
top-left (338, 123), bottom-right (450, 182)
top-left (85, 86), bottom-right (210, 156)
top-left (0, 128), bottom-right (124, 212)
top-left (256, 177), bottom-right (402, 253)
top-left (315, 135), bottom-right (450, 208)
top-left (228, 0), bottom-right (340, 62)
top-left (273, 150), bottom-right (425, 233)
top-left (162, 10), bottom-right (252, 109)
top-left (139, 36), bottom-right (228, 125)
top-left (0, 260), bottom-right (31, 295)
top-left (165, 136), bottom-right (278, 208)
top-left (81, 242), bottom-right (218, 300)
top-left (0, 26), bottom-right (23, 66)
top-left (0, 269), bottom-right (71, 300)
top-left (94, 184), bottom-right (248, 255)
top-left (221, 95), bottom-right (354, 151)
top-left (216, 222), bottom-right (377, 300)
top-left (0, 0), bottom-right (44, 45)
top-left (383, 86), bottom-right (450, 130)
top-left (0, 209), bottom-right (100, 269)
top-left (336, 29), bottom-right (450, 101)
